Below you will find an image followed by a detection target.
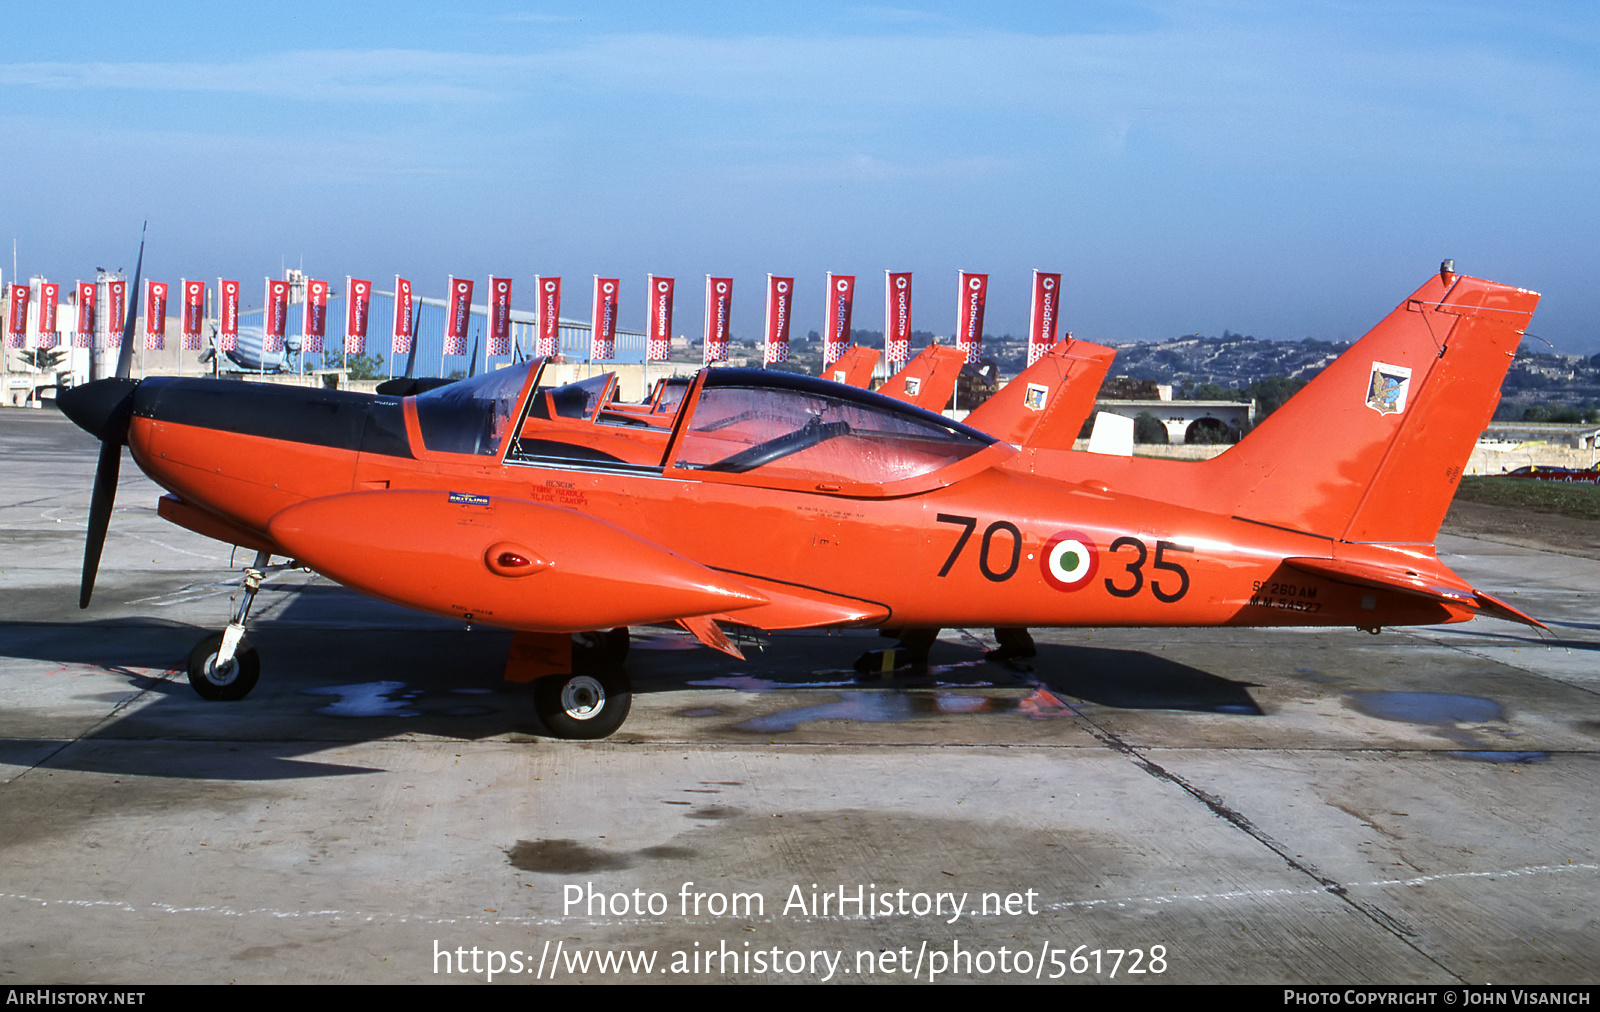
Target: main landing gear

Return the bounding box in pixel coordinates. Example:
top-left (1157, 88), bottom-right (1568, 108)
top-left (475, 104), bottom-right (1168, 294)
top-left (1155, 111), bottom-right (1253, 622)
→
top-left (186, 549), bottom-right (292, 701)
top-left (529, 628), bottom-right (632, 740)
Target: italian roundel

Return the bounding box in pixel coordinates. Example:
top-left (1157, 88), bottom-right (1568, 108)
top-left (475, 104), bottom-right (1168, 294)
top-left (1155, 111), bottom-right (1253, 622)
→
top-left (1041, 530), bottom-right (1098, 592)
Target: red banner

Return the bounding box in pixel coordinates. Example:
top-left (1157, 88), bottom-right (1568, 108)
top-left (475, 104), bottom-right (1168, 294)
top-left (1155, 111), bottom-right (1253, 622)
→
top-left (264, 279), bottom-right (289, 353)
top-left (885, 271), bottom-right (912, 364)
top-left (345, 278), bottom-right (371, 354)
top-left (1028, 271), bottom-right (1062, 366)
top-left (74, 282), bottom-right (96, 349)
top-left (590, 277), bottom-right (619, 361)
top-left (218, 279), bottom-right (239, 352)
top-left (38, 282), bottom-right (60, 349)
top-left (956, 271), bottom-right (987, 364)
top-left (646, 275), bottom-right (674, 362)
top-left (763, 276), bottom-right (793, 364)
top-left (144, 281), bottom-right (167, 350)
top-left (535, 276), bottom-right (561, 358)
top-left (445, 277), bottom-right (473, 356)
top-left (106, 280), bottom-right (125, 349)
top-left (703, 277), bottom-right (732, 364)
top-left (181, 280), bottom-right (205, 350)
top-left (300, 278), bottom-right (328, 353)
top-left (6, 284), bottom-right (27, 348)
top-left (488, 277), bottom-right (512, 357)
top-left (824, 273), bottom-right (854, 366)
top-left (392, 276), bottom-right (413, 353)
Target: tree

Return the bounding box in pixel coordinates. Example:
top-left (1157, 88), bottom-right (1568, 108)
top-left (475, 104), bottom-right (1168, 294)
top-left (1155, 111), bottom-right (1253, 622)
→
top-left (1133, 412), bottom-right (1168, 444)
top-left (18, 349), bottom-right (67, 372)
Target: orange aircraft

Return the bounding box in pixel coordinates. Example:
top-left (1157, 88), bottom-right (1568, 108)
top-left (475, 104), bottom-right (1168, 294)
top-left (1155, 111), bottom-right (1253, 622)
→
top-left (60, 261), bottom-right (1543, 740)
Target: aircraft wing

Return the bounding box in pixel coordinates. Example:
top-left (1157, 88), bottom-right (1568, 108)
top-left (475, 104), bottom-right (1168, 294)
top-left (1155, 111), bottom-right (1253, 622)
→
top-left (266, 490), bottom-right (768, 631)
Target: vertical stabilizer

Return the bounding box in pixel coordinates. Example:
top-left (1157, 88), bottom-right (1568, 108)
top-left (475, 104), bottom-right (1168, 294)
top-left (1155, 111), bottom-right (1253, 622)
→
top-left (821, 345), bottom-right (880, 389)
top-left (878, 344), bottom-right (966, 412)
top-left (964, 338), bottom-right (1115, 449)
top-left (1203, 270), bottom-right (1539, 544)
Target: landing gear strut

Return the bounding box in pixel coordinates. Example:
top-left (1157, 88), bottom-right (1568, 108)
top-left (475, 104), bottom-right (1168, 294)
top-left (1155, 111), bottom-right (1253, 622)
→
top-left (186, 549), bottom-right (293, 701)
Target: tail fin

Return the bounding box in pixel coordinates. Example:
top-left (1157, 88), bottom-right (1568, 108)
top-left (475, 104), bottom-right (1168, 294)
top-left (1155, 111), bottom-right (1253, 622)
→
top-left (1205, 269), bottom-right (1539, 544)
top-left (878, 344), bottom-right (966, 412)
top-left (821, 345), bottom-right (880, 388)
top-left (964, 338), bottom-right (1115, 449)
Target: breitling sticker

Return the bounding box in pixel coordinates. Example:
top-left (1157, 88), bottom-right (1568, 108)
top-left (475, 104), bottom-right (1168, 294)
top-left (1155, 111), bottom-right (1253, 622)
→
top-left (1366, 362), bottom-right (1412, 415)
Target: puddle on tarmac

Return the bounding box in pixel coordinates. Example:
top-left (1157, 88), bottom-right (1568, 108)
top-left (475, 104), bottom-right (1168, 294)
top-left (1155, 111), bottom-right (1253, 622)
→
top-left (1443, 751), bottom-right (1551, 764)
top-left (303, 681), bottom-right (420, 717)
top-left (730, 686), bottom-right (1070, 733)
top-left (1348, 691), bottom-right (1503, 726)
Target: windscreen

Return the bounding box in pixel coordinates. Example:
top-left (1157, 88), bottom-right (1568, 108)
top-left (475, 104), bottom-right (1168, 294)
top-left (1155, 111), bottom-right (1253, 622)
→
top-left (414, 360), bottom-right (536, 455)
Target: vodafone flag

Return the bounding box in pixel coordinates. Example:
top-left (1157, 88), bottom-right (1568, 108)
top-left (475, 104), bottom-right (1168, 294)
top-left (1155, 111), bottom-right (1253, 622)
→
top-left (392, 276), bottom-right (413, 353)
top-left (264, 279), bottom-right (289, 353)
top-left (955, 271), bottom-right (988, 364)
top-left (646, 276), bottom-right (674, 362)
top-left (763, 276), bottom-right (793, 364)
top-left (1028, 271), bottom-right (1063, 366)
top-left (74, 282), bottom-right (96, 349)
top-left (590, 277), bottom-right (619, 361)
top-left (303, 278), bottom-right (329, 353)
top-left (345, 278), bottom-right (371, 354)
top-left (703, 277), bottom-right (732, 364)
top-left (488, 277), bottom-right (512, 357)
top-left (218, 279), bottom-right (240, 352)
top-left (143, 281), bottom-right (167, 351)
top-left (824, 273), bottom-right (855, 366)
top-left (105, 280), bottom-right (126, 349)
top-left (445, 277), bottom-right (473, 356)
top-left (38, 282), bottom-right (60, 349)
top-left (6, 285), bottom-right (27, 349)
top-left (884, 271), bottom-right (912, 364)
top-left (181, 280), bottom-right (206, 351)
top-left (535, 276), bottom-right (561, 358)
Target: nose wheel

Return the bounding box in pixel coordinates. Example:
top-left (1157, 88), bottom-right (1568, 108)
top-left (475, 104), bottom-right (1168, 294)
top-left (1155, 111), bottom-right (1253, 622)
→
top-left (185, 549), bottom-right (290, 702)
top-left (188, 631), bottom-right (261, 700)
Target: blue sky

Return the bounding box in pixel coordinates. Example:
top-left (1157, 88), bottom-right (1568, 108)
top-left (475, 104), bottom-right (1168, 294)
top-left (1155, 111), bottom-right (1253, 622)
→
top-left (3, 1), bottom-right (1597, 354)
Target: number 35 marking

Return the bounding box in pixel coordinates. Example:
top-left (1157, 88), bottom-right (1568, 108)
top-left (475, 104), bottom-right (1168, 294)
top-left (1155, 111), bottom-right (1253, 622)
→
top-left (1104, 537), bottom-right (1192, 603)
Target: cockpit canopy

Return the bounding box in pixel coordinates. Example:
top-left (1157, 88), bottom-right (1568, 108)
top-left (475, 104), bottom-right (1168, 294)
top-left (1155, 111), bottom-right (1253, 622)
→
top-left (414, 359), bottom-right (537, 456)
top-left (669, 369), bottom-right (994, 486)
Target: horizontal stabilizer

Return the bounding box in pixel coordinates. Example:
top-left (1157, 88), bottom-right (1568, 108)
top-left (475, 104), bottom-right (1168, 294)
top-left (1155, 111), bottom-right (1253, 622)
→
top-left (1284, 556), bottom-right (1546, 629)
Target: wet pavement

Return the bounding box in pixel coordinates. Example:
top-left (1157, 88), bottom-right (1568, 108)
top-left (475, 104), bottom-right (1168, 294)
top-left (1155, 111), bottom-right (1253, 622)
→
top-left (1, 408), bottom-right (1596, 984)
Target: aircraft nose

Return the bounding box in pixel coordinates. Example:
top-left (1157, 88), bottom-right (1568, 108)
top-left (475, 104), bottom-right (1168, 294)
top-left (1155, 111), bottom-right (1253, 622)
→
top-left (57, 378), bottom-right (139, 443)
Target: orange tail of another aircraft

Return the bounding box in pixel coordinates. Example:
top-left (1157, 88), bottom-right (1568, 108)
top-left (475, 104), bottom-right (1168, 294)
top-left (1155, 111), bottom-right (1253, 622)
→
top-left (964, 338), bottom-right (1115, 449)
top-left (1200, 266), bottom-right (1539, 545)
top-left (821, 345), bottom-right (880, 388)
top-left (878, 344), bottom-right (966, 412)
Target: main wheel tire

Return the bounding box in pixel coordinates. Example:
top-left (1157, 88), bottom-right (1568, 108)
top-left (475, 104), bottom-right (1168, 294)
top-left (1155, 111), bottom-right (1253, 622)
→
top-left (187, 632), bottom-right (261, 701)
top-left (534, 669), bottom-right (631, 740)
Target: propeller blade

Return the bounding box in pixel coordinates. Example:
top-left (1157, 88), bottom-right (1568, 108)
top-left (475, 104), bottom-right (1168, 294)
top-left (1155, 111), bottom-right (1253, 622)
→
top-left (80, 436), bottom-right (121, 608)
top-left (114, 222), bottom-right (146, 381)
